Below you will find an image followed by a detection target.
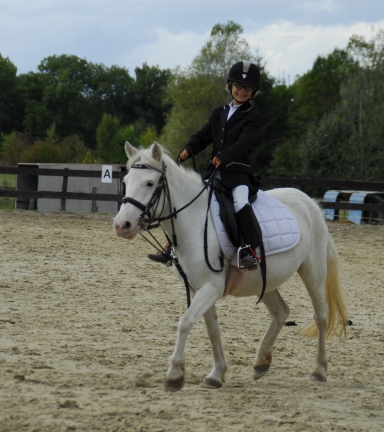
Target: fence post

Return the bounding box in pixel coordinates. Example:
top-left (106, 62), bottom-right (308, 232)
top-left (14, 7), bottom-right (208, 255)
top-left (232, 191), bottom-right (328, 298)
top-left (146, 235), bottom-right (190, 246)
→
top-left (60, 168), bottom-right (69, 211)
top-left (91, 187), bottom-right (98, 212)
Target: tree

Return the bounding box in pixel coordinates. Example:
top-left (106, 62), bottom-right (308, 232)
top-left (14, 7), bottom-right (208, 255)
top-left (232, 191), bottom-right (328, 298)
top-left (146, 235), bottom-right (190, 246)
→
top-left (190, 21), bottom-right (254, 85)
top-left (0, 54), bottom-right (24, 134)
top-left (19, 71), bottom-right (51, 138)
top-left (91, 63), bottom-right (136, 129)
top-left (287, 48), bottom-right (357, 137)
top-left (250, 71), bottom-right (289, 176)
top-left (341, 29), bottom-right (384, 180)
top-left (19, 139), bottom-right (71, 163)
top-left (96, 113), bottom-right (140, 164)
top-left (269, 43), bottom-right (367, 180)
top-left (132, 63), bottom-right (172, 133)
top-left (19, 55), bottom-right (169, 151)
top-left (37, 55), bottom-right (97, 145)
top-left (21, 55), bottom-right (137, 148)
top-left (293, 29), bottom-right (384, 181)
top-left (0, 132), bottom-right (32, 165)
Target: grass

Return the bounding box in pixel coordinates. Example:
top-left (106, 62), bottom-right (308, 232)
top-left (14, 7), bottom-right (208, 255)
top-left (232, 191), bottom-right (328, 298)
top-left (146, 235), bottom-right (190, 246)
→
top-left (0, 197), bottom-right (15, 210)
top-left (0, 174), bottom-right (16, 210)
top-left (1, 174), bottom-right (16, 189)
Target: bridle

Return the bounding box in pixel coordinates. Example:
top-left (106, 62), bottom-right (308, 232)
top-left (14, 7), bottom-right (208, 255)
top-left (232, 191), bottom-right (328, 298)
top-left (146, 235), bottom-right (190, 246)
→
top-left (121, 160), bottom-right (224, 307)
top-left (121, 161), bottom-right (171, 233)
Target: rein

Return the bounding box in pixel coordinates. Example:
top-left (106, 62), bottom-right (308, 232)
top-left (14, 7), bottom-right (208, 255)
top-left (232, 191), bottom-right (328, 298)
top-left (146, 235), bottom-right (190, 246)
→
top-left (121, 161), bottom-right (224, 307)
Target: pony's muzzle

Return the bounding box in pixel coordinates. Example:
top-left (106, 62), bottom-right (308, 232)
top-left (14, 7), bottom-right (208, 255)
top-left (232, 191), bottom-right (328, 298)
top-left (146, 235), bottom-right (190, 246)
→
top-left (114, 220), bottom-right (133, 238)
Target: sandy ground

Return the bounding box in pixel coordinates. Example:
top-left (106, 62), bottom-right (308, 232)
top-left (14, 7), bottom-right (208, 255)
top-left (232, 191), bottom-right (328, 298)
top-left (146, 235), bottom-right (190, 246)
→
top-left (0, 209), bottom-right (384, 432)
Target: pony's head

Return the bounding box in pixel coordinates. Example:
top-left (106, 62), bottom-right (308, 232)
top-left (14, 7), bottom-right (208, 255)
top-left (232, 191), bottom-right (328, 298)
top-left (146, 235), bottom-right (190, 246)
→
top-left (113, 141), bottom-right (168, 239)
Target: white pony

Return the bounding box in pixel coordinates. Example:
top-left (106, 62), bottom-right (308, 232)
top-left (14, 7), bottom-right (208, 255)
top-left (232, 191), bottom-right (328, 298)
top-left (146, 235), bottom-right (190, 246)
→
top-left (114, 142), bottom-right (348, 392)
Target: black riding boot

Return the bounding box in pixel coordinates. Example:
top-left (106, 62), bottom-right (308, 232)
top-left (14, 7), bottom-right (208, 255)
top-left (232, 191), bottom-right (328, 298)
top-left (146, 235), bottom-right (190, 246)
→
top-left (235, 204), bottom-right (260, 269)
top-left (147, 244), bottom-right (172, 265)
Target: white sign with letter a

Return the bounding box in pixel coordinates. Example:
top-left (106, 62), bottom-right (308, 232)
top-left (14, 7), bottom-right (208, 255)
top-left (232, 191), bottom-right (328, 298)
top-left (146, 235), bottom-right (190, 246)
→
top-left (101, 165), bottom-right (113, 183)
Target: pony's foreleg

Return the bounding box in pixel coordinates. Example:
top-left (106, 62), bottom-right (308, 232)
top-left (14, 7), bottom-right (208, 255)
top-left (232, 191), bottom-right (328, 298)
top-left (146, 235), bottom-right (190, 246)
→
top-left (254, 289), bottom-right (290, 380)
top-left (201, 305), bottom-right (227, 389)
top-left (164, 282), bottom-right (223, 392)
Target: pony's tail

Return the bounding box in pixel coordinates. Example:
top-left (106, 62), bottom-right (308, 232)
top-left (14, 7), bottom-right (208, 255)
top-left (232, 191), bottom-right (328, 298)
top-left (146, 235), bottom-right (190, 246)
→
top-left (301, 233), bottom-right (348, 340)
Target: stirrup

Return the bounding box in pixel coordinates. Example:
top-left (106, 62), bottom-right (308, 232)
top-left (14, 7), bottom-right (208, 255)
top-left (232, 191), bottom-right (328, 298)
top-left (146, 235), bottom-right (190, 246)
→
top-left (236, 246), bottom-right (259, 270)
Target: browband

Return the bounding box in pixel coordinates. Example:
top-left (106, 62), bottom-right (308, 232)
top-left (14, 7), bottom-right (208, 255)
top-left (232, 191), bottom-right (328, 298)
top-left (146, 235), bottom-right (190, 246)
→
top-left (130, 163), bottom-right (150, 169)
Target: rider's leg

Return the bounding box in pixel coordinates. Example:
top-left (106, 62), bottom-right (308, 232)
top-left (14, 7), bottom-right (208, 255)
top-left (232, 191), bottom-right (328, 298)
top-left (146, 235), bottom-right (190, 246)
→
top-left (147, 242), bottom-right (172, 264)
top-left (232, 185), bottom-right (259, 268)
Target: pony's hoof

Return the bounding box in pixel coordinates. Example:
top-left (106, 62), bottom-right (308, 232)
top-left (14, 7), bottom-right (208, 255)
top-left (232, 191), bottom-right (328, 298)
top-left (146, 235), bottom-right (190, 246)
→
top-left (201, 378), bottom-right (222, 389)
top-left (253, 364), bottom-right (270, 380)
top-left (164, 376), bottom-right (184, 392)
top-left (311, 373), bottom-right (326, 383)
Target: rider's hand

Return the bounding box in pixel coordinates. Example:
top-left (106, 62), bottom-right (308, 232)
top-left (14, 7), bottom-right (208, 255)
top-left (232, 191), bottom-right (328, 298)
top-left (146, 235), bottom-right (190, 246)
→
top-left (178, 149), bottom-right (189, 163)
top-left (212, 157), bottom-right (222, 168)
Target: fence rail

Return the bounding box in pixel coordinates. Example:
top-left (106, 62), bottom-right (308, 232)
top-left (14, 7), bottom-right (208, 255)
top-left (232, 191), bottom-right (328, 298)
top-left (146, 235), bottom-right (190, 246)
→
top-left (319, 202), bottom-right (384, 212)
top-left (260, 177), bottom-right (384, 190)
top-left (0, 189), bottom-right (121, 202)
top-left (1, 166), bottom-right (384, 216)
top-left (0, 166), bottom-right (125, 178)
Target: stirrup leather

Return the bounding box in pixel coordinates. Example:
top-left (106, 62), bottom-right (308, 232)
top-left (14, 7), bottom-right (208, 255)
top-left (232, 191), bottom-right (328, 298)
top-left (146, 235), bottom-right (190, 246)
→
top-left (236, 245), bottom-right (259, 270)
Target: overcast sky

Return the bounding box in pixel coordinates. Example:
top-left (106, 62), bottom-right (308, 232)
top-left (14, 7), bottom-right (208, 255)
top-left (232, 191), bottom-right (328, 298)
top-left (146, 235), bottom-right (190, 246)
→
top-left (1, 0), bottom-right (383, 82)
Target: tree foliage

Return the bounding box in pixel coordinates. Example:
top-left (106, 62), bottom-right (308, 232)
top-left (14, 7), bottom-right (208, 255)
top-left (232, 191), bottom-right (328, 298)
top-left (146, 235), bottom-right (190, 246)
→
top-left (295, 29), bottom-right (384, 181)
top-left (268, 29), bottom-right (384, 182)
top-left (132, 63), bottom-right (172, 133)
top-left (0, 53), bottom-right (171, 164)
top-left (1, 132), bottom-right (31, 165)
top-left (0, 55), bottom-right (24, 134)
top-left (1, 24), bottom-right (384, 181)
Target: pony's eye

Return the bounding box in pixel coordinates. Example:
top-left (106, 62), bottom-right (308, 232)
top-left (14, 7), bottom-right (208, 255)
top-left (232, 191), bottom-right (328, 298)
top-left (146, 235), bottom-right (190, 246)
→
top-left (147, 181), bottom-right (154, 187)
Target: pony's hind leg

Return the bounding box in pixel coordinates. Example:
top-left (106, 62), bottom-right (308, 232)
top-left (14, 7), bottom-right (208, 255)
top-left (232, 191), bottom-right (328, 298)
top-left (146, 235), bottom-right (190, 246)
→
top-left (201, 305), bottom-right (227, 389)
top-left (298, 262), bottom-right (328, 382)
top-left (254, 289), bottom-right (290, 380)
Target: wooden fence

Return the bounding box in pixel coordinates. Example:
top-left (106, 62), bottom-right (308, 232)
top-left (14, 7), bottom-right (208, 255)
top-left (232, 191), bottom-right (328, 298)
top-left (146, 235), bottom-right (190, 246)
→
top-left (1, 166), bottom-right (384, 216)
top-left (0, 166), bottom-right (125, 211)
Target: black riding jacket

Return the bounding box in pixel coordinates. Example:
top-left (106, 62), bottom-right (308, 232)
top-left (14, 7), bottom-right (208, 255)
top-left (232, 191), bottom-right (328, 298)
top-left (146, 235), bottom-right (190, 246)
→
top-left (182, 101), bottom-right (261, 196)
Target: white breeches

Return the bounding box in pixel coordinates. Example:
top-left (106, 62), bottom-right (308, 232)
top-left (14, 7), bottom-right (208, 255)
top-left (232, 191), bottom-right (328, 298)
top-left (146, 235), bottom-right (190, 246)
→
top-left (232, 185), bottom-right (249, 213)
top-left (212, 171), bottom-right (249, 213)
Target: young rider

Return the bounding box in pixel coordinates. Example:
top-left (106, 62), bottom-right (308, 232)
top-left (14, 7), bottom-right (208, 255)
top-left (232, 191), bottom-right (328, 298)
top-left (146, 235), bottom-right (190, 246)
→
top-left (148, 61), bottom-right (262, 268)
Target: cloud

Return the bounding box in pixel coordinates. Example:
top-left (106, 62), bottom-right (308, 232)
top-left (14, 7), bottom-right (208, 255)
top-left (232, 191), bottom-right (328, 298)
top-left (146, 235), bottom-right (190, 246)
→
top-left (117, 19), bottom-right (384, 81)
top-left (119, 28), bottom-right (209, 73)
top-left (294, 0), bottom-right (343, 14)
top-left (1, 0), bottom-right (384, 81)
top-left (245, 20), bottom-right (384, 81)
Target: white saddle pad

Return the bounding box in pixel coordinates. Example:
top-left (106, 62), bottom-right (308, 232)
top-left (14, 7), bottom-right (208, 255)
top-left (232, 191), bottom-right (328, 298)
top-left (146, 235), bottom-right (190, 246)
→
top-left (211, 190), bottom-right (300, 259)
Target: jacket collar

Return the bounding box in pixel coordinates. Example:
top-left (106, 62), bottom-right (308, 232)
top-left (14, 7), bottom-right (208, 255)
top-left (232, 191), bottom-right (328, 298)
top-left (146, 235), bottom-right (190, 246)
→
top-left (223, 100), bottom-right (252, 125)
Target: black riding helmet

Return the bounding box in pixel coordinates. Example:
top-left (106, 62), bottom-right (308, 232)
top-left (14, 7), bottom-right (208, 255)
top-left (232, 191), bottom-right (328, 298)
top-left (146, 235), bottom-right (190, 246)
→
top-left (227, 61), bottom-right (261, 93)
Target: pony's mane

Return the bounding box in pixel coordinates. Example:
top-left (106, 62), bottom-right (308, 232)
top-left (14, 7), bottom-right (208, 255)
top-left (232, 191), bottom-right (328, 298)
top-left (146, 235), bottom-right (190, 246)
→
top-left (127, 143), bottom-right (203, 186)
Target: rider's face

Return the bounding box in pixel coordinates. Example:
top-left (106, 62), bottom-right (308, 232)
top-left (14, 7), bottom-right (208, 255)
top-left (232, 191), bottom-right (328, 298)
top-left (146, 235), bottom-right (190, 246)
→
top-left (231, 82), bottom-right (254, 105)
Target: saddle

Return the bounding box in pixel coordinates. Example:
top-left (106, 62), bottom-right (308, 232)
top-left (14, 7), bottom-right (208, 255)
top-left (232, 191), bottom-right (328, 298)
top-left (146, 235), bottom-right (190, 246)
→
top-left (211, 179), bottom-right (267, 303)
top-left (211, 180), bottom-right (264, 251)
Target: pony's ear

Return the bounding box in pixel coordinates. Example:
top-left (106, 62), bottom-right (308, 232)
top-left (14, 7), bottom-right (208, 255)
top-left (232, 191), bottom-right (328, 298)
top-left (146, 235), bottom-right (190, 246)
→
top-left (125, 141), bottom-right (138, 158)
top-left (151, 141), bottom-right (162, 162)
